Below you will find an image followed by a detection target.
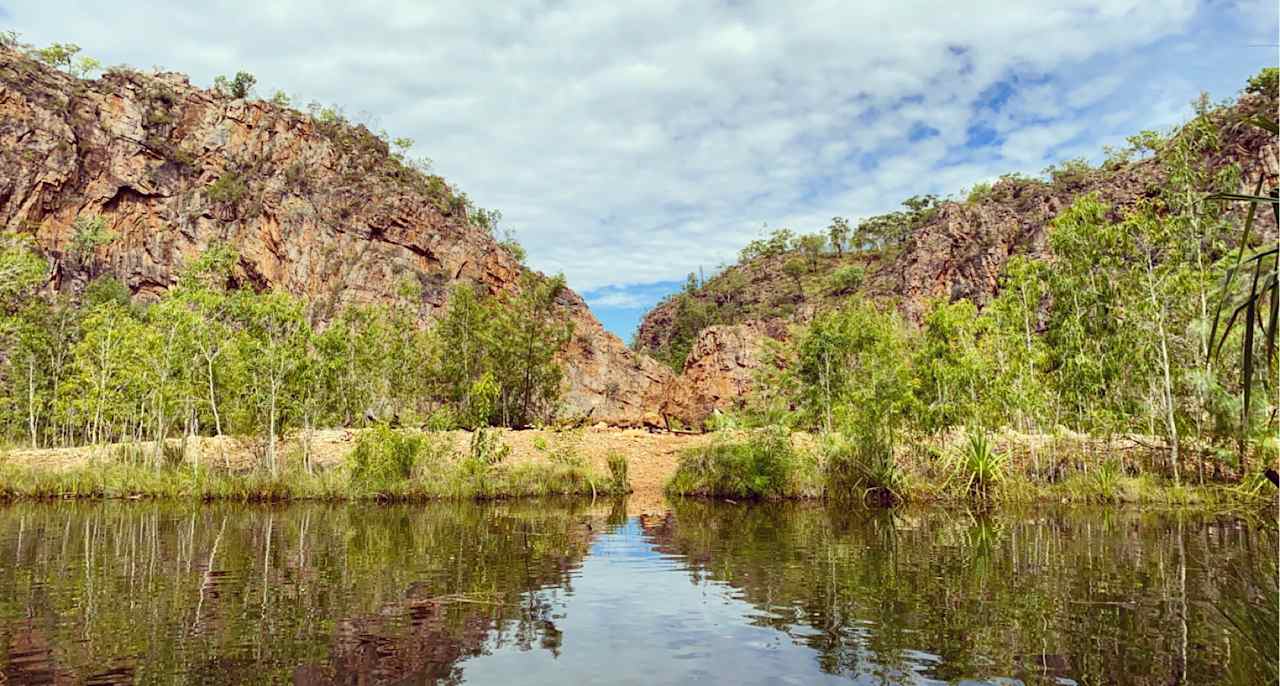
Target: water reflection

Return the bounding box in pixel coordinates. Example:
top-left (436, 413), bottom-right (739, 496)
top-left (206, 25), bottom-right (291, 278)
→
top-left (0, 500), bottom-right (1271, 684)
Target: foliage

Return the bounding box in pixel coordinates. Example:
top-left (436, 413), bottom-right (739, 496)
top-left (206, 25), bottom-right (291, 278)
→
top-left (852, 194), bottom-right (940, 252)
top-left (796, 233), bottom-right (827, 271)
top-left (818, 431), bottom-right (907, 506)
top-left (207, 171), bottom-right (248, 205)
top-left (1043, 158), bottom-right (1095, 188)
top-left (606, 451), bottom-right (630, 493)
top-left (346, 423), bottom-right (426, 488)
top-left (825, 265), bottom-right (864, 295)
top-left (30, 42), bottom-right (99, 78)
top-left (69, 214), bottom-right (116, 262)
top-left (667, 428), bottom-right (810, 499)
top-left (781, 256), bottom-right (807, 294)
top-left (0, 243), bottom-right (577, 453)
top-left (948, 430), bottom-right (1007, 500)
top-left (213, 71), bottom-right (257, 99)
top-left (826, 217), bottom-right (851, 256)
top-left (778, 300), bottom-right (914, 433)
top-left (738, 228), bottom-right (795, 263)
top-left (913, 299), bottom-right (987, 434)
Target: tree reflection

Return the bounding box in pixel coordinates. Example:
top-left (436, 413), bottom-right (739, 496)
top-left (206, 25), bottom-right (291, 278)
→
top-left (644, 501), bottom-right (1276, 685)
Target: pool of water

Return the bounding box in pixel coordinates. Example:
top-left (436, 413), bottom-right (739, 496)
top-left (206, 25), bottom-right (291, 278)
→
top-left (0, 500), bottom-right (1272, 684)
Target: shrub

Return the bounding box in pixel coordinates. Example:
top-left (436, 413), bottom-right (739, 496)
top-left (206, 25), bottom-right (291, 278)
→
top-left (821, 430), bottom-right (907, 506)
top-left (825, 265), bottom-right (864, 295)
top-left (606, 452), bottom-right (630, 493)
top-left (207, 172), bottom-right (247, 205)
top-left (966, 181), bottom-right (994, 203)
top-left (346, 425), bottom-right (424, 488)
top-left (213, 71), bottom-right (257, 99)
top-left (949, 430), bottom-right (1006, 500)
top-left (666, 428), bottom-right (797, 498)
top-left (468, 427), bottom-right (509, 466)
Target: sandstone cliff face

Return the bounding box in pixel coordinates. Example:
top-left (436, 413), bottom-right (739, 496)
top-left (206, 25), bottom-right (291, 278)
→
top-left (881, 107), bottom-right (1278, 321)
top-left (0, 47), bottom-right (671, 421)
top-left (657, 320), bottom-right (786, 426)
top-left (637, 88), bottom-right (1277, 427)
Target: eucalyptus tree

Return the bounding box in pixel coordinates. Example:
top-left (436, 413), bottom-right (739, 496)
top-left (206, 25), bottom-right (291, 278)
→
top-left (229, 290), bottom-right (309, 475)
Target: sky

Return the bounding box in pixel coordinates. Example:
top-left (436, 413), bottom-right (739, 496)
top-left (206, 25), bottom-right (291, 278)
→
top-left (3, 1), bottom-right (1277, 339)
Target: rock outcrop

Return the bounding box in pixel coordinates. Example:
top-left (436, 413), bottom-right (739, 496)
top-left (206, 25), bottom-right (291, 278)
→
top-left (658, 321), bottom-right (785, 427)
top-left (0, 46), bottom-right (671, 422)
top-left (638, 83), bottom-right (1278, 427)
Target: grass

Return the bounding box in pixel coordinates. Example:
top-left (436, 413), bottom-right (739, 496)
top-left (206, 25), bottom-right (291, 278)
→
top-left (666, 428), bottom-right (820, 499)
top-left (664, 426), bottom-right (1274, 509)
top-left (0, 427), bottom-right (626, 502)
top-left (820, 431), bottom-right (909, 506)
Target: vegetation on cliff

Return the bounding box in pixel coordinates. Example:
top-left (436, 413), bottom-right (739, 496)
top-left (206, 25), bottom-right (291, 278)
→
top-left (635, 71), bottom-right (1277, 374)
top-left (666, 70), bottom-right (1279, 503)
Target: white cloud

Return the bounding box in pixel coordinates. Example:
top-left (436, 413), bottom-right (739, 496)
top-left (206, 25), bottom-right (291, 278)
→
top-left (586, 289), bottom-right (653, 310)
top-left (3, 0), bottom-right (1270, 305)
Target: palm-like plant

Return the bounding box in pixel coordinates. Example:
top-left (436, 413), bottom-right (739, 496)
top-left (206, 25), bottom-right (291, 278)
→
top-left (951, 430), bottom-right (1007, 500)
top-left (1206, 115), bottom-right (1279, 461)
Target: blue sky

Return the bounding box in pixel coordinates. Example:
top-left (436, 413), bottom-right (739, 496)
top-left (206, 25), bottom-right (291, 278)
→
top-left (3, 1), bottom-right (1276, 339)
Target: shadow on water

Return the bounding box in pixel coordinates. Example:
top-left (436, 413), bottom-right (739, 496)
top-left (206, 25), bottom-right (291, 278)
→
top-left (0, 498), bottom-right (1272, 684)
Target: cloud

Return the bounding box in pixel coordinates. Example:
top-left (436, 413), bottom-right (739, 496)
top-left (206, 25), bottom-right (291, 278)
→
top-left (4, 1), bottom-right (1273, 339)
top-left (586, 288), bottom-right (654, 310)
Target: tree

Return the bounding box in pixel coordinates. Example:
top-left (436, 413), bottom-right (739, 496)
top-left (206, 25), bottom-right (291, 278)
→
top-left (69, 215), bottom-right (116, 278)
top-left (913, 299), bottom-right (988, 434)
top-left (782, 257), bottom-right (807, 296)
top-left (782, 300), bottom-right (915, 436)
top-left (214, 71), bottom-right (257, 99)
top-left (70, 302), bottom-right (145, 446)
top-left (827, 217), bottom-right (850, 257)
top-left (230, 290), bottom-right (308, 475)
top-left (491, 274), bottom-right (573, 426)
top-left (32, 42), bottom-right (79, 71)
top-left (797, 233), bottom-right (827, 271)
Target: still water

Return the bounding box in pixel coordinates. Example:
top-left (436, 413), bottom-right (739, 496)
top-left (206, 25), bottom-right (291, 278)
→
top-left (0, 500), bottom-right (1272, 685)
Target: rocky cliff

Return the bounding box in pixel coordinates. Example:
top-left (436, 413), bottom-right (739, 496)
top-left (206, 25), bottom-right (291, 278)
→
top-left (638, 78), bottom-right (1278, 427)
top-left (0, 46), bottom-right (672, 422)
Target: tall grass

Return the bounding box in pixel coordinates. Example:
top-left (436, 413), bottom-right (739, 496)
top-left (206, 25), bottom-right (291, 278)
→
top-left (820, 431), bottom-right (907, 506)
top-left (666, 428), bottom-right (817, 499)
top-left (0, 428), bottom-right (621, 502)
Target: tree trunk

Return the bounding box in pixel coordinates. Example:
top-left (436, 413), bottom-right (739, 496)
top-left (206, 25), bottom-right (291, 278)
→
top-left (1146, 255), bottom-right (1180, 485)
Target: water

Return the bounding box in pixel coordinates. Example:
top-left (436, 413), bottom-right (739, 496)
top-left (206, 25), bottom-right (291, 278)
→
top-left (0, 500), bottom-right (1272, 685)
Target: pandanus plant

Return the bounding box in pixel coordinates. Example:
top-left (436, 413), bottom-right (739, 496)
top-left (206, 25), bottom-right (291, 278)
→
top-left (1205, 114), bottom-right (1279, 465)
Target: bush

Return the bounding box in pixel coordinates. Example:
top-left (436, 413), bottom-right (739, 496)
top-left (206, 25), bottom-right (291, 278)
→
top-left (949, 430), bottom-right (1006, 500)
top-left (207, 172), bottom-right (247, 205)
top-left (666, 428), bottom-right (800, 499)
top-left (821, 430), bottom-right (906, 506)
top-left (825, 265), bottom-right (864, 295)
top-left (424, 407), bottom-right (457, 431)
top-left (347, 425), bottom-right (425, 488)
top-left (606, 452), bottom-right (630, 493)
top-left (468, 427), bottom-right (509, 467)
top-left (213, 71), bottom-right (256, 99)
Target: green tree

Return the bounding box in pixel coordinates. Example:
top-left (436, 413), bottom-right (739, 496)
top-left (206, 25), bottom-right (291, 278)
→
top-left (913, 299), bottom-right (988, 434)
top-left (230, 290), bottom-right (309, 475)
top-left (827, 217), bottom-right (850, 256)
top-left (782, 257), bottom-right (807, 296)
top-left (797, 233), bottom-right (827, 271)
top-left (214, 71), bottom-right (257, 99)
